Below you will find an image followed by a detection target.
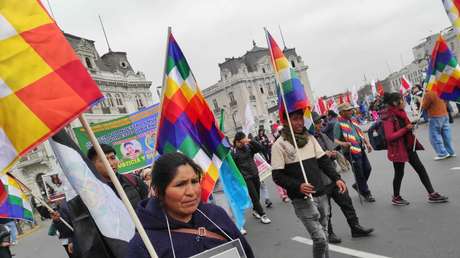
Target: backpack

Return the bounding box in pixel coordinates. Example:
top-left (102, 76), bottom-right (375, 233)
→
top-left (367, 120), bottom-right (387, 150)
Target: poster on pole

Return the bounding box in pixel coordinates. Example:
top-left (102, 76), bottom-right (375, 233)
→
top-left (73, 104), bottom-right (160, 174)
top-left (254, 153), bottom-right (272, 181)
top-left (42, 173), bottom-right (66, 203)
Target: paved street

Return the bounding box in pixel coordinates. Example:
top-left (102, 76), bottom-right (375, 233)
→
top-left (11, 118), bottom-right (460, 258)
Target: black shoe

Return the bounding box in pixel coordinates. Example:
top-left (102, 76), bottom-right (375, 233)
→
top-left (265, 199), bottom-right (273, 208)
top-left (364, 193), bottom-right (375, 202)
top-left (351, 224), bottom-right (374, 238)
top-left (328, 232), bottom-right (342, 244)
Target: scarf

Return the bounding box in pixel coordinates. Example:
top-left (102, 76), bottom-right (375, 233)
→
top-left (281, 126), bottom-right (309, 148)
top-left (337, 116), bottom-right (365, 156)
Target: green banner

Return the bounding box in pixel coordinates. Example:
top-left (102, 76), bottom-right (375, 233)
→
top-left (73, 104), bottom-right (160, 173)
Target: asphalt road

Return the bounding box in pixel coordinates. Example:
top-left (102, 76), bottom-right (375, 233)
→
top-left (244, 118), bottom-right (460, 258)
top-left (11, 117), bottom-right (460, 258)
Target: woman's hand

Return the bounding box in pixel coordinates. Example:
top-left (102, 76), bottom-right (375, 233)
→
top-left (336, 180), bottom-right (347, 193)
top-left (406, 123), bottom-right (414, 130)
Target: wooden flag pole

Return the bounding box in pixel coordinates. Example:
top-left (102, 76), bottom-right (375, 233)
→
top-left (78, 115), bottom-right (158, 258)
top-left (264, 28), bottom-right (312, 199)
top-left (6, 172), bottom-right (73, 231)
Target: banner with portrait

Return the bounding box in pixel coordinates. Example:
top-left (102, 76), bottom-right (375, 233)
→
top-left (73, 104), bottom-right (160, 174)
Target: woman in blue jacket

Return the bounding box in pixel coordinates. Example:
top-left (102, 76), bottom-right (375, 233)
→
top-left (126, 152), bottom-right (254, 258)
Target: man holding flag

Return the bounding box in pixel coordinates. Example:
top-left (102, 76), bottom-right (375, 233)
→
top-left (266, 29), bottom-right (346, 258)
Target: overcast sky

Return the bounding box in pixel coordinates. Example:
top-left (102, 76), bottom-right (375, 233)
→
top-left (44, 0), bottom-right (451, 101)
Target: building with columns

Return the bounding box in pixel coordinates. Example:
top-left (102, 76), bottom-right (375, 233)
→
top-left (11, 32), bottom-right (154, 200)
top-left (202, 41), bottom-right (313, 138)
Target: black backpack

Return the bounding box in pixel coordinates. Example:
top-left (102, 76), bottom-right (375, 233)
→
top-left (367, 120), bottom-right (387, 150)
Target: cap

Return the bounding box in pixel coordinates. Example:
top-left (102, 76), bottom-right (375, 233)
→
top-left (337, 103), bottom-right (354, 113)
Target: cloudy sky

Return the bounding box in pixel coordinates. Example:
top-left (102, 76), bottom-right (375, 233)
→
top-left (44, 0), bottom-right (451, 101)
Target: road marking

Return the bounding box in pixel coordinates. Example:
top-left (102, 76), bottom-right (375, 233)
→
top-left (451, 167), bottom-right (460, 170)
top-left (292, 236), bottom-right (392, 258)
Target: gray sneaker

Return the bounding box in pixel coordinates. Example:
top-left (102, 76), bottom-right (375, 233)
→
top-left (260, 215), bottom-right (271, 224)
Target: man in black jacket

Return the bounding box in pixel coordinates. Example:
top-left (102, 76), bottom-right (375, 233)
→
top-left (271, 109), bottom-right (346, 258)
top-left (87, 144), bottom-right (148, 208)
top-left (232, 132), bottom-right (271, 224)
top-left (311, 112), bottom-right (374, 244)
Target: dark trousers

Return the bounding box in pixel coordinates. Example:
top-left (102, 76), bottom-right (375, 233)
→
top-left (245, 176), bottom-right (265, 216)
top-left (392, 151), bottom-right (434, 196)
top-left (327, 189), bottom-right (359, 233)
top-left (347, 152), bottom-right (372, 194)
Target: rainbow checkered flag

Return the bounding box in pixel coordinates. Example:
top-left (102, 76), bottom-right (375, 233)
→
top-left (0, 175), bottom-right (33, 221)
top-left (0, 0), bottom-right (103, 173)
top-left (156, 29), bottom-right (251, 229)
top-left (266, 30), bottom-right (312, 129)
top-left (425, 35), bottom-right (460, 102)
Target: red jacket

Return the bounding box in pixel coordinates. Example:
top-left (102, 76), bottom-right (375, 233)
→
top-left (381, 107), bottom-right (423, 162)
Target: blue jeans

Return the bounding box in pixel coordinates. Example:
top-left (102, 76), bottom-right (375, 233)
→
top-left (5, 221), bottom-right (17, 243)
top-left (292, 196), bottom-right (329, 258)
top-left (429, 116), bottom-right (455, 156)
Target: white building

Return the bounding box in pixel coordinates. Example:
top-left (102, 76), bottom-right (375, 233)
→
top-left (202, 41), bottom-right (313, 138)
top-left (11, 33), bottom-right (154, 199)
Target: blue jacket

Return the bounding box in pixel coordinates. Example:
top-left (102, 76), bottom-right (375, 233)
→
top-left (126, 198), bottom-right (254, 258)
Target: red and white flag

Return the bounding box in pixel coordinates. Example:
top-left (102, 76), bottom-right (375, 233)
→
top-left (400, 75), bottom-right (412, 95)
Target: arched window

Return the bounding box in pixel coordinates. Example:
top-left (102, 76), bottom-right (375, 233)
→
top-left (85, 57), bottom-right (93, 69)
top-left (107, 93), bottom-right (114, 107)
top-left (115, 94), bottom-right (123, 106)
top-left (291, 60), bottom-right (296, 68)
top-left (135, 95), bottom-right (144, 109)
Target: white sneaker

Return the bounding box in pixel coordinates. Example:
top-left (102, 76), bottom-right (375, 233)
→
top-left (434, 155), bottom-right (449, 160)
top-left (450, 153), bottom-right (457, 157)
top-left (252, 211), bottom-right (261, 219)
top-left (260, 215), bottom-right (271, 224)
top-left (240, 228), bottom-right (247, 235)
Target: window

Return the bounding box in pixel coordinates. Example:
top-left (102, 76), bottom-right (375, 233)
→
top-left (115, 94), bottom-right (123, 106)
top-left (85, 57), bottom-right (93, 69)
top-left (262, 68), bottom-right (266, 73)
top-left (135, 95), bottom-right (144, 110)
top-left (260, 87), bottom-right (264, 94)
top-left (212, 99), bottom-right (219, 111)
top-left (291, 60), bottom-right (296, 68)
top-left (229, 92), bottom-right (235, 103)
top-left (107, 93), bottom-right (114, 107)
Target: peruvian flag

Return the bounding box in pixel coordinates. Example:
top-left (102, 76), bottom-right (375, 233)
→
top-left (338, 95), bottom-right (344, 104)
top-left (327, 98), bottom-right (338, 113)
top-left (400, 75), bottom-right (412, 95)
top-left (316, 97), bottom-right (327, 115)
top-left (345, 92), bottom-right (351, 103)
top-left (377, 81), bottom-right (385, 96)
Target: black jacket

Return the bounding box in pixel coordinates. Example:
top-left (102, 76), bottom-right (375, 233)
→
top-left (107, 173), bottom-right (148, 209)
top-left (231, 141), bottom-right (263, 179)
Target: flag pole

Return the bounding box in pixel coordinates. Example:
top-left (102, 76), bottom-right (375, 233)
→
top-left (264, 28), bottom-right (312, 199)
top-left (5, 172), bottom-right (73, 231)
top-left (152, 26), bottom-right (172, 159)
top-left (78, 115), bottom-right (158, 258)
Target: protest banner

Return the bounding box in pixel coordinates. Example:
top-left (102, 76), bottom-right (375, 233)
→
top-left (254, 153), bottom-right (272, 181)
top-left (73, 104), bottom-right (160, 173)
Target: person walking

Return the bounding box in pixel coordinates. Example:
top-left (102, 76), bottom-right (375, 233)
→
top-left (232, 132), bottom-right (271, 224)
top-left (421, 91), bottom-right (456, 160)
top-left (271, 108), bottom-right (347, 258)
top-left (334, 103), bottom-right (375, 202)
top-left (311, 112), bottom-right (374, 244)
top-left (381, 93), bottom-right (448, 205)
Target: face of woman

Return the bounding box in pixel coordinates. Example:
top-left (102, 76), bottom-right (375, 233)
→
top-left (163, 164), bottom-right (201, 222)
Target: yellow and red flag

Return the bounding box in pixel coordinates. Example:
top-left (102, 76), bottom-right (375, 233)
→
top-left (0, 0), bottom-right (103, 173)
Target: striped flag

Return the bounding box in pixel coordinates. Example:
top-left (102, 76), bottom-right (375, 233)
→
top-left (156, 30), bottom-right (251, 229)
top-left (50, 130), bottom-right (134, 257)
top-left (400, 75), bottom-right (412, 95)
top-left (0, 0), bottom-right (103, 174)
top-left (425, 35), bottom-right (460, 102)
top-left (0, 175), bottom-right (33, 221)
top-left (266, 30), bottom-right (310, 123)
